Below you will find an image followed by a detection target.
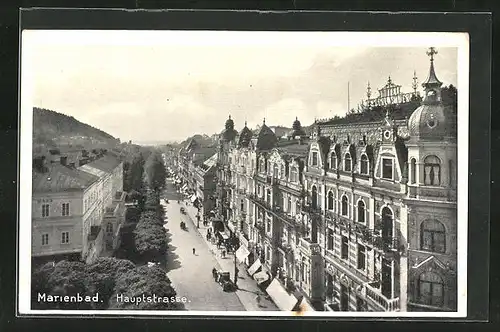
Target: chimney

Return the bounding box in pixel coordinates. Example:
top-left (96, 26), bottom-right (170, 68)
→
top-left (60, 156), bottom-right (68, 166)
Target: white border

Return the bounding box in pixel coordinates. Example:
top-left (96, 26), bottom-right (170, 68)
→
top-left (18, 30), bottom-right (469, 317)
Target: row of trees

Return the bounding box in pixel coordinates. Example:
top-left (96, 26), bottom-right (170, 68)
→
top-left (133, 190), bottom-right (168, 263)
top-left (32, 257), bottom-right (179, 310)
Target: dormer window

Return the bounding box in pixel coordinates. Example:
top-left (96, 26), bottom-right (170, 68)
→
top-left (330, 152), bottom-right (337, 170)
top-left (344, 153), bottom-right (352, 172)
top-left (311, 151), bottom-right (318, 166)
top-left (360, 154), bottom-right (369, 175)
top-left (381, 157), bottom-right (394, 180)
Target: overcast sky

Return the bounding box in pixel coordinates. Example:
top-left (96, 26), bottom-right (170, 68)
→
top-left (23, 31), bottom-right (461, 143)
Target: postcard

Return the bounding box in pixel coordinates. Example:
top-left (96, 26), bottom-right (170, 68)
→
top-left (19, 26), bottom-right (469, 317)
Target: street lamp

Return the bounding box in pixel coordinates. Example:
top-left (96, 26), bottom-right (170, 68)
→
top-left (196, 213), bottom-right (200, 228)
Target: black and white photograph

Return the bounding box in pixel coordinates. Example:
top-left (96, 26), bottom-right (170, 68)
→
top-left (19, 29), bottom-right (469, 317)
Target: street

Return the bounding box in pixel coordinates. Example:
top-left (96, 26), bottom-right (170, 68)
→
top-left (161, 179), bottom-right (245, 311)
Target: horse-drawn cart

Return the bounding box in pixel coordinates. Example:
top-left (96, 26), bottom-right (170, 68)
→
top-left (212, 269), bottom-right (237, 292)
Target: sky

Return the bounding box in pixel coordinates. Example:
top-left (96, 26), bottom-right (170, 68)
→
top-left (22, 31), bottom-right (463, 143)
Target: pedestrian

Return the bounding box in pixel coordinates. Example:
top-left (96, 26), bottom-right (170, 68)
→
top-left (256, 294), bottom-right (261, 306)
top-left (192, 248), bottom-right (196, 255)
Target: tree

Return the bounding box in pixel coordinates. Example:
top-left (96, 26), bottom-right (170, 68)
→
top-left (144, 151), bottom-right (166, 192)
top-left (31, 260), bottom-right (92, 310)
top-left (109, 265), bottom-right (178, 310)
top-left (441, 84), bottom-right (457, 112)
top-left (133, 221), bottom-right (167, 262)
top-left (85, 257), bottom-right (136, 309)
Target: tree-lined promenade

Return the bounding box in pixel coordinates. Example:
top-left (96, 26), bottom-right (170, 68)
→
top-left (31, 149), bottom-right (175, 310)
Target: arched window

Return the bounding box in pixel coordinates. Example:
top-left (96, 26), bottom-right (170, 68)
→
top-left (420, 219), bottom-right (446, 253)
top-left (260, 160), bottom-right (265, 173)
top-left (266, 189), bottom-right (271, 205)
top-left (410, 158), bottom-right (417, 184)
top-left (287, 196), bottom-right (292, 212)
top-left (381, 207), bottom-right (393, 240)
top-left (341, 195), bottom-right (348, 216)
top-left (311, 186), bottom-right (318, 209)
top-left (296, 200), bottom-right (301, 215)
top-left (357, 200), bottom-right (366, 223)
top-left (360, 154), bottom-right (369, 175)
top-left (330, 152), bottom-right (337, 170)
top-left (418, 272), bottom-right (444, 307)
top-left (273, 164), bottom-right (279, 178)
top-left (327, 191), bottom-right (334, 210)
top-left (424, 155), bottom-right (441, 186)
top-left (344, 153), bottom-right (352, 172)
top-left (281, 164), bottom-right (285, 179)
top-left (106, 223), bottom-right (113, 234)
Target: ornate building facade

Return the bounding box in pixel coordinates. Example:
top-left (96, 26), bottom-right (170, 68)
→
top-left (211, 48), bottom-right (457, 312)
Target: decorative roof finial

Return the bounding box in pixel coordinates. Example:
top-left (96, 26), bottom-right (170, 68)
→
top-left (367, 81), bottom-right (371, 99)
top-left (244, 120), bottom-right (247, 127)
top-left (412, 70), bottom-right (418, 94)
top-left (388, 76), bottom-right (392, 84)
top-left (263, 118), bottom-right (266, 125)
top-left (229, 114), bottom-right (231, 120)
top-left (427, 47), bottom-right (437, 61)
top-left (296, 116), bottom-right (298, 121)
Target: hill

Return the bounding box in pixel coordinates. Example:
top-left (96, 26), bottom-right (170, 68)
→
top-left (33, 107), bottom-right (120, 154)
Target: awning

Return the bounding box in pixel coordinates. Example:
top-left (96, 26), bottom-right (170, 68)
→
top-left (265, 278), bottom-right (299, 311)
top-left (253, 271), bottom-right (270, 284)
top-left (190, 194), bottom-right (198, 203)
top-left (235, 245), bottom-right (250, 263)
top-left (248, 259), bottom-right (262, 276)
top-left (295, 297), bottom-right (316, 312)
top-left (218, 231), bottom-right (229, 240)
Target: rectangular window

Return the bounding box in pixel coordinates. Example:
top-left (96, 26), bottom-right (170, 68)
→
top-left (382, 158), bottom-right (393, 180)
top-left (357, 245), bottom-right (366, 270)
top-left (312, 152), bottom-right (318, 166)
top-left (61, 231), bottom-right (70, 244)
top-left (327, 228), bottom-right (334, 250)
top-left (42, 204), bottom-right (50, 217)
top-left (341, 236), bottom-right (349, 260)
top-left (62, 203), bottom-right (70, 216)
top-left (41, 233), bottom-right (49, 246)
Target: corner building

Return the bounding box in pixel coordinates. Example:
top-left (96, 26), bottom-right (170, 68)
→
top-left (212, 48), bottom-right (457, 312)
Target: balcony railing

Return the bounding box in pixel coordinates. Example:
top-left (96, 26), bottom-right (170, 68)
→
top-left (364, 282), bottom-right (400, 311)
top-left (408, 186), bottom-right (457, 201)
top-left (299, 237), bottom-right (321, 255)
top-left (274, 210), bottom-right (301, 227)
top-left (328, 214), bottom-right (402, 254)
top-left (247, 193), bottom-right (272, 210)
top-left (301, 204), bottom-right (322, 215)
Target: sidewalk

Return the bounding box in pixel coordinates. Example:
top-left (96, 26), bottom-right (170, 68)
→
top-left (180, 200), bottom-right (279, 312)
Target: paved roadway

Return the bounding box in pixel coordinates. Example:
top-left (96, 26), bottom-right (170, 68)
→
top-left (161, 179), bottom-right (245, 311)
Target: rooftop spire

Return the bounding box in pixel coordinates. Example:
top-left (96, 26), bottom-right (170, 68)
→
top-left (412, 70), bottom-right (418, 95)
top-left (263, 118), bottom-right (266, 125)
top-left (244, 120), bottom-right (247, 127)
top-left (366, 81), bottom-right (371, 99)
top-left (422, 47), bottom-right (442, 88)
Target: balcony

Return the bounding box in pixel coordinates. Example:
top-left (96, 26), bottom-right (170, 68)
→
top-left (408, 186), bottom-right (457, 202)
top-left (301, 204), bottom-right (322, 215)
top-left (247, 193), bottom-right (272, 211)
top-left (255, 220), bottom-right (265, 232)
top-left (237, 188), bottom-right (247, 195)
top-left (299, 237), bottom-right (321, 256)
top-left (274, 210), bottom-right (301, 228)
top-left (364, 282), bottom-right (400, 311)
top-left (253, 173), bottom-right (267, 183)
top-left (266, 175), bottom-right (280, 186)
top-left (277, 239), bottom-right (294, 255)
